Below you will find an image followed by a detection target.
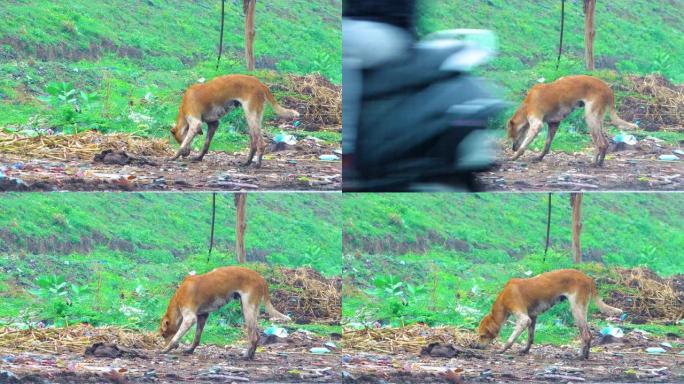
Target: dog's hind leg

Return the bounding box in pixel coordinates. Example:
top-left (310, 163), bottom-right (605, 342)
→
top-left (501, 313), bottom-right (531, 353)
top-left (533, 122), bottom-right (559, 162)
top-left (569, 293), bottom-right (592, 359)
top-left (192, 121), bottom-right (219, 162)
top-left (519, 315), bottom-right (537, 354)
top-left (241, 294), bottom-right (260, 360)
top-left (510, 117), bottom-right (543, 161)
top-left (183, 313), bottom-right (208, 355)
top-left (586, 104), bottom-right (609, 166)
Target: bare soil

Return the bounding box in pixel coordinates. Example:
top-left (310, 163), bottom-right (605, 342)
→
top-left (342, 330), bottom-right (683, 383)
top-left (0, 146), bottom-right (341, 192)
top-left (0, 333), bottom-right (341, 383)
top-left (479, 140), bottom-right (683, 191)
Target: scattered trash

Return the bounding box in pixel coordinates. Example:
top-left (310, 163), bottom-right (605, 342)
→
top-left (620, 313), bottom-right (628, 321)
top-left (659, 154), bottom-right (679, 161)
top-left (264, 326), bottom-right (288, 338)
top-left (660, 342), bottom-right (673, 349)
top-left (524, 270), bottom-right (533, 276)
top-left (293, 120), bottom-right (301, 128)
top-left (274, 133), bottom-right (297, 145)
top-left (310, 347), bottom-right (331, 354)
top-left (645, 347), bottom-right (667, 354)
top-left (324, 341), bottom-right (337, 350)
top-left (333, 148), bottom-right (342, 155)
top-left (614, 133), bottom-right (637, 145)
top-left (11, 162), bottom-right (24, 170)
top-left (319, 154), bottom-right (339, 161)
top-left (600, 326), bottom-right (624, 338)
top-left (674, 149), bottom-right (684, 156)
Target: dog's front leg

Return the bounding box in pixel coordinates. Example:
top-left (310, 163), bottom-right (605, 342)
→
top-left (533, 122), bottom-right (559, 162)
top-left (192, 121), bottom-right (219, 162)
top-left (509, 118), bottom-right (543, 161)
top-left (519, 316), bottom-right (537, 354)
top-left (172, 117), bottom-right (202, 160)
top-left (500, 313), bottom-right (531, 353)
top-left (161, 313), bottom-right (197, 353)
top-left (183, 313), bottom-right (209, 354)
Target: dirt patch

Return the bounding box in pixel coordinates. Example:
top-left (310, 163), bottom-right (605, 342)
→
top-left (0, 140), bottom-right (341, 191)
top-left (0, 326), bottom-right (340, 383)
top-left (269, 268), bottom-right (342, 325)
top-left (342, 325), bottom-right (683, 383)
top-left (618, 74), bottom-right (684, 132)
top-left (480, 138), bottom-right (684, 191)
top-left (0, 36), bottom-right (146, 62)
top-left (271, 74), bottom-right (341, 131)
top-left (604, 268), bottom-right (684, 325)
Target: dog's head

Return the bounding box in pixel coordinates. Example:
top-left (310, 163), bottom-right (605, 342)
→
top-left (159, 314), bottom-right (178, 344)
top-left (506, 108), bottom-right (529, 152)
top-left (475, 314), bottom-right (500, 349)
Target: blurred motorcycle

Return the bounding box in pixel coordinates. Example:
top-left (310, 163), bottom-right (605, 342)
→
top-left (343, 25), bottom-right (508, 191)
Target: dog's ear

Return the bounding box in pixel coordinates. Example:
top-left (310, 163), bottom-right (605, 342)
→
top-left (160, 318), bottom-right (169, 332)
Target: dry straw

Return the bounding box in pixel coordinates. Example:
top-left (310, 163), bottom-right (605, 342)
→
top-left (343, 324), bottom-right (477, 354)
top-left (0, 131), bottom-right (172, 161)
top-left (269, 267), bottom-right (341, 325)
top-left (0, 325), bottom-right (161, 354)
top-left (621, 74), bottom-right (684, 131)
top-left (613, 268), bottom-right (684, 324)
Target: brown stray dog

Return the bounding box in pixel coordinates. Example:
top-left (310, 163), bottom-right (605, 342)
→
top-left (160, 266), bottom-right (290, 359)
top-left (507, 75), bottom-right (638, 165)
top-left (170, 74), bottom-right (299, 166)
top-left (476, 269), bottom-right (622, 359)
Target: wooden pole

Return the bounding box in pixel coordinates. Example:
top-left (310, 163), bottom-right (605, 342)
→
top-left (570, 192), bottom-right (583, 263)
top-left (243, 0), bottom-right (256, 71)
top-left (583, 0), bottom-right (596, 70)
top-left (234, 193), bottom-right (247, 263)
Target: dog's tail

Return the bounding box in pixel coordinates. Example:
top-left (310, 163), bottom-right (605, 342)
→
top-left (261, 84), bottom-right (299, 119)
top-left (591, 280), bottom-right (623, 316)
top-left (260, 283), bottom-right (291, 322)
top-left (608, 105), bottom-right (639, 131)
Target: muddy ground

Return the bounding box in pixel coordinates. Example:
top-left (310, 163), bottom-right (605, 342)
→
top-left (0, 332), bottom-right (341, 383)
top-left (342, 330), bottom-right (683, 383)
top-left (0, 144), bottom-right (341, 192)
top-left (479, 138), bottom-right (683, 191)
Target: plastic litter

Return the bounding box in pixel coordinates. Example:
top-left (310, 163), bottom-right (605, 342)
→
top-left (293, 121), bottom-right (301, 128)
top-left (620, 313), bottom-right (628, 321)
top-left (319, 154), bottom-right (339, 161)
top-left (274, 133), bottom-right (297, 145)
top-left (600, 326), bottom-right (623, 338)
top-left (674, 149), bottom-right (684, 156)
top-left (660, 342), bottom-right (673, 349)
top-left (614, 133), bottom-right (637, 145)
top-left (264, 326), bottom-right (288, 338)
top-left (325, 341), bottom-right (337, 349)
top-left (658, 154), bottom-right (679, 161)
top-left (645, 347), bottom-right (666, 354)
top-left (309, 347), bottom-right (331, 354)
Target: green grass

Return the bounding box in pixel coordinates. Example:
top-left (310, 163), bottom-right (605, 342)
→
top-left (0, 0), bottom-right (341, 151)
top-left (416, 0), bottom-right (684, 152)
top-left (0, 193), bottom-right (341, 345)
top-left (343, 193), bottom-right (684, 346)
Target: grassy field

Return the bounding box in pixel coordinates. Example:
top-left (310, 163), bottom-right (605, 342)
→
top-left (0, 193), bottom-right (341, 345)
top-left (343, 193), bottom-right (683, 346)
top-left (417, 0), bottom-right (684, 152)
top-left (0, 0), bottom-right (341, 152)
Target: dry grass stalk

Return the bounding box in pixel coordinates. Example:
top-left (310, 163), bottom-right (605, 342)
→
top-left (621, 74), bottom-right (684, 131)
